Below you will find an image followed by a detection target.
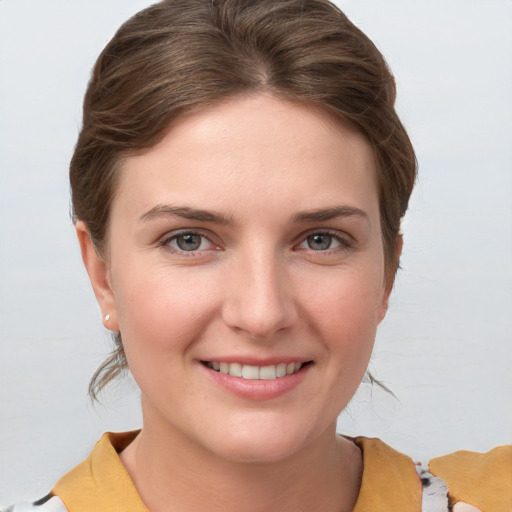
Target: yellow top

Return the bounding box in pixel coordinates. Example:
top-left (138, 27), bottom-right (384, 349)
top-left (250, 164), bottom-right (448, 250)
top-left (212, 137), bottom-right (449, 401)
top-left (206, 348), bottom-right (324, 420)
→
top-left (429, 445), bottom-right (512, 512)
top-left (53, 432), bottom-right (146, 512)
top-left (51, 432), bottom-right (511, 512)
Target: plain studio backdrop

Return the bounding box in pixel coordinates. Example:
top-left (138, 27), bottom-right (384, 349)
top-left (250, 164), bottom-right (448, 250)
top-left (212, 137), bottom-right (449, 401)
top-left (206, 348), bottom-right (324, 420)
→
top-left (0, 0), bottom-right (511, 505)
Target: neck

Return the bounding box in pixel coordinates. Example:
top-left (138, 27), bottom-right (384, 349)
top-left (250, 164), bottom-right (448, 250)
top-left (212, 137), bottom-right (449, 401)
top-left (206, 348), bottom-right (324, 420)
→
top-left (120, 407), bottom-right (362, 512)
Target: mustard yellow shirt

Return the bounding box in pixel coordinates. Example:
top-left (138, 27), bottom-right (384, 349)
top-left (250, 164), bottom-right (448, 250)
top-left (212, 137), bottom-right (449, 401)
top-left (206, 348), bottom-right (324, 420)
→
top-left (8, 432), bottom-right (511, 512)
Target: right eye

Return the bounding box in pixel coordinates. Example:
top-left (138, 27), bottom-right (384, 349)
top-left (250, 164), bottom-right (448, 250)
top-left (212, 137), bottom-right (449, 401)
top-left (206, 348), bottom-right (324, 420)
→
top-left (163, 231), bottom-right (216, 254)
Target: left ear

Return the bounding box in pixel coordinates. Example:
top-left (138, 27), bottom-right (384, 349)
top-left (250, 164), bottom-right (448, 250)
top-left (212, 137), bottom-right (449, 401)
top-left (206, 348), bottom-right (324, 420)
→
top-left (379, 234), bottom-right (403, 322)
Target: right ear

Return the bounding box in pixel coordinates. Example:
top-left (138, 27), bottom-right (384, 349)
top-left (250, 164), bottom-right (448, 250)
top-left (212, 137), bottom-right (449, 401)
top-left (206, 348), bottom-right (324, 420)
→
top-left (75, 221), bottom-right (119, 331)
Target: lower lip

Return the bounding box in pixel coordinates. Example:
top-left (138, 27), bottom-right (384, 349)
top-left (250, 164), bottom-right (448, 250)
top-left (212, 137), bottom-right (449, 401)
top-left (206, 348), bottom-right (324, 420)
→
top-left (200, 363), bottom-right (311, 400)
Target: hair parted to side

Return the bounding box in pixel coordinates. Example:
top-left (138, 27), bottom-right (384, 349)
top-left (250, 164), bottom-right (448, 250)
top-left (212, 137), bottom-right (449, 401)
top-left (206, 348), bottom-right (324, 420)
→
top-left (70, 0), bottom-right (417, 400)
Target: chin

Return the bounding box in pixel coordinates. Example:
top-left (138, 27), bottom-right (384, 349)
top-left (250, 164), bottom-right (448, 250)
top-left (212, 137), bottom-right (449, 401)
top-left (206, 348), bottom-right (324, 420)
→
top-left (199, 415), bottom-right (319, 464)
top-left (212, 435), bottom-right (304, 464)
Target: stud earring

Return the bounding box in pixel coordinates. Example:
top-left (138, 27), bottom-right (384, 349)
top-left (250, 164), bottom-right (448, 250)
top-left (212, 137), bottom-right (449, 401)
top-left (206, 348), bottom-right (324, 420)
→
top-left (104, 313), bottom-right (111, 322)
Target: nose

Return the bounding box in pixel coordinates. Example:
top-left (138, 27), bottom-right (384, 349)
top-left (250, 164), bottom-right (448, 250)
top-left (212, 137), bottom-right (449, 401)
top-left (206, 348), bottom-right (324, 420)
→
top-left (221, 249), bottom-right (298, 340)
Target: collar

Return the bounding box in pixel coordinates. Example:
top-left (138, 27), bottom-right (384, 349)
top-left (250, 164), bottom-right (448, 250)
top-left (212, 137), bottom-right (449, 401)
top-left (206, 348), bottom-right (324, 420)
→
top-left (53, 431), bottom-right (421, 511)
top-left (352, 436), bottom-right (421, 512)
top-left (53, 431), bottom-right (148, 512)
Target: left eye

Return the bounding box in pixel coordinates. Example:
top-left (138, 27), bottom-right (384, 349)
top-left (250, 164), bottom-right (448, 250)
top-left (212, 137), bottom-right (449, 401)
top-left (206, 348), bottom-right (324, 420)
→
top-left (298, 233), bottom-right (344, 251)
top-left (167, 232), bottom-right (213, 252)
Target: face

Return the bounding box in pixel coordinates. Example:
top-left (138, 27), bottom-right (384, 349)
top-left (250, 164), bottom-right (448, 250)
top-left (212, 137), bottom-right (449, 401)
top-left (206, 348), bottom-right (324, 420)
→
top-left (81, 94), bottom-right (392, 463)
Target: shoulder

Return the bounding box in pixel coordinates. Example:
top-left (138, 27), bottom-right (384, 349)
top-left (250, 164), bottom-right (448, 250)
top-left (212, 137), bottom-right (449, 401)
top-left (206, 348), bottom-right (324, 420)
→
top-left (2, 495), bottom-right (68, 512)
top-left (429, 445), bottom-right (512, 512)
top-left (2, 432), bottom-right (140, 512)
top-left (353, 437), bottom-right (511, 512)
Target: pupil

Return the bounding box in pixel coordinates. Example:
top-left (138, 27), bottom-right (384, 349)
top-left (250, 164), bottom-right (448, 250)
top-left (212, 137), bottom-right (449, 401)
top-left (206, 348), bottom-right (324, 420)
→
top-left (177, 234), bottom-right (201, 251)
top-left (308, 234), bottom-right (331, 250)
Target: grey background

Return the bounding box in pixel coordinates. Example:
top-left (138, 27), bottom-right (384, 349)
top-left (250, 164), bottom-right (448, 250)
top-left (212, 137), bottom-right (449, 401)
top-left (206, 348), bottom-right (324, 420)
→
top-left (1, 0), bottom-right (511, 505)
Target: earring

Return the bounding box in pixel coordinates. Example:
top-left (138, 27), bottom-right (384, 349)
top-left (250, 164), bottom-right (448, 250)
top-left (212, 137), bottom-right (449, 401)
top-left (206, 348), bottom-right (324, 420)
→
top-left (104, 313), bottom-right (111, 322)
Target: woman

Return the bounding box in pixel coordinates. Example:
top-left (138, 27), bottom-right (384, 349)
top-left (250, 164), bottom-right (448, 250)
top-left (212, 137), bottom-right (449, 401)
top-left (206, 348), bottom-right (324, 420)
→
top-left (3, 0), bottom-right (510, 511)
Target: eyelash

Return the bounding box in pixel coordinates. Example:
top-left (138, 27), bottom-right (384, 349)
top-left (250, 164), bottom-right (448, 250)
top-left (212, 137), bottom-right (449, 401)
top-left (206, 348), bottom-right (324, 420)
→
top-left (294, 230), bottom-right (354, 254)
top-left (159, 231), bottom-right (218, 256)
top-left (158, 229), bottom-right (354, 256)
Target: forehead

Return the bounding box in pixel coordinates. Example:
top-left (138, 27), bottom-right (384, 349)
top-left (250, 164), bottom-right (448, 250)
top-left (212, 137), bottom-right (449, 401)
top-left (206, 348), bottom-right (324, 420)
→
top-left (113, 93), bottom-right (379, 223)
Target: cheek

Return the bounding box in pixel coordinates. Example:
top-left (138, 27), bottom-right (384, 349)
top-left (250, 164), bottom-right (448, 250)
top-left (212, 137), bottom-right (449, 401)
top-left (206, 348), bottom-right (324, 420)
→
top-left (111, 264), bottom-right (220, 366)
top-left (302, 264), bottom-right (385, 364)
top-left (306, 262), bottom-right (385, 327)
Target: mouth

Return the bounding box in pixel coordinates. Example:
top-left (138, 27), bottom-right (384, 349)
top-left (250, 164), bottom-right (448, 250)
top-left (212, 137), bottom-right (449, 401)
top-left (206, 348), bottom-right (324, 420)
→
top-left (201, 361), bottom-right (312, 380)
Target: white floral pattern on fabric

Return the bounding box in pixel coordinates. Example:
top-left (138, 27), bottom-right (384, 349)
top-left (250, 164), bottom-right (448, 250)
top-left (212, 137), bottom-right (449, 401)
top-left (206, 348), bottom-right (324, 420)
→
top-left (417, 465), bottom-right (451, 512)
top-left (2, 497), bottom-right (67, 512)
top-left (3, 468), bottom-right (485, 512)
top-left (416, 465), bottom-right (483, 512)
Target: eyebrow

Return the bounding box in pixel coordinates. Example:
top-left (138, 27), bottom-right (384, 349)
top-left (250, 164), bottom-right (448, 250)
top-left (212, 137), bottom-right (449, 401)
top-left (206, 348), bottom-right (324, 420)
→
top-left (140, 204), bottom-right (369, 226)
top-left (139, 204), bottom-right (234, 225)
top-left (292, 205), bottom-right (370, 225)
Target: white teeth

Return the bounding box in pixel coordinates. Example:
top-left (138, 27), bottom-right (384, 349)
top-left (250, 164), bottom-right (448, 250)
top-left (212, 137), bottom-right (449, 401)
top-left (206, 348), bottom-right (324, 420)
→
top-left (259, 365), bottom-right (277, 380)
top-left (208, 361), bottom-right (306, 380)
top-left (276, 363), bottom-right (287, 378)
top-left (241, 365), bottom-right (259, 379)
top-left (228, 362), bottom-right (242, 377)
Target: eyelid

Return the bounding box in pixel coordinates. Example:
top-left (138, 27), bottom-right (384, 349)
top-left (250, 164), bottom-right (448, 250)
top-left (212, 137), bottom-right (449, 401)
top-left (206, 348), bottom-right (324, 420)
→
top-left (294, 228), bottom-right (355, 251)
top-left (159, 229), bottom-right (221, 254)
top-left (156, 227), bottom-right (354, 254)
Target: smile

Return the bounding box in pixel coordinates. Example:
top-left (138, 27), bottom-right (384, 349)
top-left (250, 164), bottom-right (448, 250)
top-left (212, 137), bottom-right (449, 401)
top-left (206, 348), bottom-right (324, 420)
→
top-left (203, 361), bottom-right (310, 380)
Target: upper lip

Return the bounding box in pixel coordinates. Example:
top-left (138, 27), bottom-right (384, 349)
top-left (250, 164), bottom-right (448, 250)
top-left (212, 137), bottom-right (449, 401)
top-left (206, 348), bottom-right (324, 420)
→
top-left (198, 357), bottom-right (313, 366)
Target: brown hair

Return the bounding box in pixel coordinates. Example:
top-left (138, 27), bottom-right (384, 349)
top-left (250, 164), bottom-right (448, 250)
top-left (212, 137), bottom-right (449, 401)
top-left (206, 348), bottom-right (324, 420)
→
top-left (70, 0), bottom-right (416, 399)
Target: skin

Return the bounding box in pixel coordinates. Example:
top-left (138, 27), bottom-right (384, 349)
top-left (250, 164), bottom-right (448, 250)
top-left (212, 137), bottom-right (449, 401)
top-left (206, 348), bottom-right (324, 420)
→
top-left (77, 93), bottom-right (398, 512)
